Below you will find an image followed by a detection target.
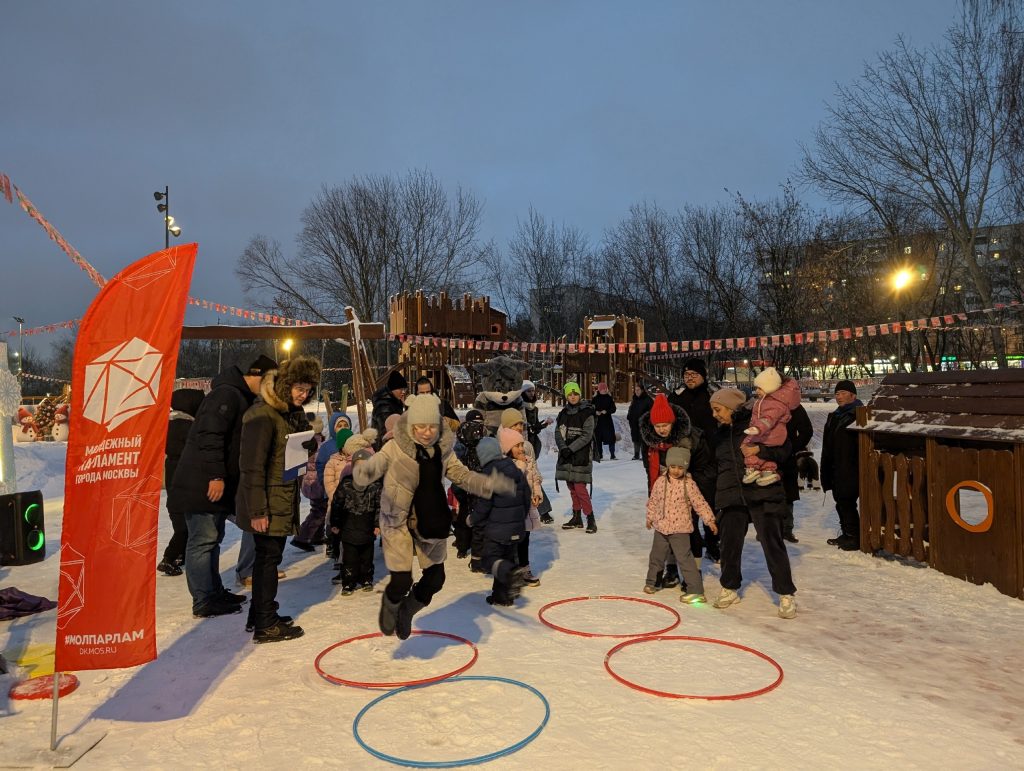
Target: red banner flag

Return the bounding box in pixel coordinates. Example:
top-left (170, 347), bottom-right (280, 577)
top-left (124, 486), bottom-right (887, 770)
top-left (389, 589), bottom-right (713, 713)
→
top-left (56, 245), bottom-right (197, 672)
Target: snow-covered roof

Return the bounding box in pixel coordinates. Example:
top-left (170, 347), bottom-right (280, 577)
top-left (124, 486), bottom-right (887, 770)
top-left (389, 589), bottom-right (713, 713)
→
top-left (587, 319), bottom-right (617, 330)
top-left (855, 369), bottom-right (1024, 443)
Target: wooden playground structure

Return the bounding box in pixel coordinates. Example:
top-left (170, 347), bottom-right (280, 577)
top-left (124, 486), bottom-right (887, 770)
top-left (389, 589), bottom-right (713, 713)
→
top-left (547, 315), bottom-right (648, 403)
top-left (387, 291), bottom-right (509, 406)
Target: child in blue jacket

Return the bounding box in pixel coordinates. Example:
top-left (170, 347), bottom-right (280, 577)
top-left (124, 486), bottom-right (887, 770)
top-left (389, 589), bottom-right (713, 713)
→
top-left (470, 437), bottom-right (532, 606)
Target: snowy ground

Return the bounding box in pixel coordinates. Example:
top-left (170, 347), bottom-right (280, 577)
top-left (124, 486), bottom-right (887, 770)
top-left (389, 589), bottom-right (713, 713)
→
top-left (2, 402), bottom-right (1024, 769)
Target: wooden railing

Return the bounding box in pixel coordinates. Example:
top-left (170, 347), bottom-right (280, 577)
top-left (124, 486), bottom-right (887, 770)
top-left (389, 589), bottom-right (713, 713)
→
top-left (861, 449), bottom-right (929, 562)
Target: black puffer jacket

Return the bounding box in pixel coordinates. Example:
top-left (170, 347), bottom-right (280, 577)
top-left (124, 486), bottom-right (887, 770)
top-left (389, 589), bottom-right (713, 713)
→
top-left (668, 383), bottom-right (716, 440)
top-left (166, 367), bottom-right (256, 514)
top-left (821, 401), bottom-right (862, 500)
top-left (639, 402), bottom-right (716, 506)
top-left (711, 407), bottom-right (790, 511)
top-left (330, 474), bottom-right (381, 546)
top-left (165, 388), bottom-right (205, 493)
top-left (471, 456), bottom-right (530, 544)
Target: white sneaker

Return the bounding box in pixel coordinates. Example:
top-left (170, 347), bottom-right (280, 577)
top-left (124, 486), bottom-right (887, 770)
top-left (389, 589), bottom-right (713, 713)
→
top-left (778, 594), bottom-right (796, 619)
top-left (756, 470), bottom-right (781, 486)
top-left (742, 468), bottom-right (761, 484)
top-left (713, 589), bottom-right (740, 608)
top-left (680, 593), bottom-right (706, 605)
top-left (743, 426), bottom-right (759, 435)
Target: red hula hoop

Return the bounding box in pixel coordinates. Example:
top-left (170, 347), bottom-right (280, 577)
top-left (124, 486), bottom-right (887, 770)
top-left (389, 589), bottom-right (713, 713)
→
top-left (604, 635), bottom-right (784, 700)
top-left (537, 595), bottom-right (681, 638)
top-left (314, 630), bottom-right (478, 689)
top-left (9, 673), bottom-right (80, 700)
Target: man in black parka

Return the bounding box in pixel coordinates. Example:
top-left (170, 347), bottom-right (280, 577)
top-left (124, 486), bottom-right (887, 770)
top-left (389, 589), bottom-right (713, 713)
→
top-left (167, 355), bottom-right (276, 617)
top-left (821, 380), bottom-right (863, 551)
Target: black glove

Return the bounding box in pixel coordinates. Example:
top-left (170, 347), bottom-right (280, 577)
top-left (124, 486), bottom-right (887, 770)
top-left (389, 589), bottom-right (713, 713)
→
top-left (301, 437), bottom-right (319, 454)
top-left (558, 447), bottom-right (574, 464)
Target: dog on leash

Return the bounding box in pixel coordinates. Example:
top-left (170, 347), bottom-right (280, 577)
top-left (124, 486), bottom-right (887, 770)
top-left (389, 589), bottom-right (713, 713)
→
top-left (795, 450), bottom-right (820, 490)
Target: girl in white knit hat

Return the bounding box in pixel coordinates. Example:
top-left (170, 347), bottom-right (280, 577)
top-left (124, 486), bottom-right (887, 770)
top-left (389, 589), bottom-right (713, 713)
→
top-left (353, 394), bottom-right (515, 640)
top-left (741, 367), bottom-right (801, 486)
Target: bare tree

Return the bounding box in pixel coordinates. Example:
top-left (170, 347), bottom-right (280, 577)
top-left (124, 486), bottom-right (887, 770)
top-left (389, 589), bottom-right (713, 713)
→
top-left (482, 207), bottom-right (593, 340)
top-left (677, 203), bottom-right (756, 341)
top-left (600, 202), bottom-right (690, 340)
top-left (802, 16), bottom-right (1016, 365)
top-left (237, 170), bottom-right (486, 367)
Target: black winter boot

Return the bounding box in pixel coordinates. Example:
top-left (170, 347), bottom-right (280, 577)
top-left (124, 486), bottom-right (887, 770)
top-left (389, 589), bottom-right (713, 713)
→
top-left (253, 621), bottom-right (304, 644)
top-left (379, 594), bottom-right (403, 637)
top-left (396, 591), bottom-right (428, 640)
top-left (585, 514), bottom-right (597, 533)
top-left (562, 510), bottom-right (584, 530)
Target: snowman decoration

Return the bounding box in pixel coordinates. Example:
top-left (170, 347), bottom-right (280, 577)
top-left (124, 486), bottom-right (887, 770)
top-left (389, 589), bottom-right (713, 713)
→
top-left (51, 403), bottom-right (69, 442)
top-left (15, 407), bottom-right (39, 442)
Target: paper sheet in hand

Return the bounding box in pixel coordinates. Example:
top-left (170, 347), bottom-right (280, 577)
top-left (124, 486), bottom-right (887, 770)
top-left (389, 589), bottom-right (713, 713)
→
top-left (283, 430), bottom-right (315, 481)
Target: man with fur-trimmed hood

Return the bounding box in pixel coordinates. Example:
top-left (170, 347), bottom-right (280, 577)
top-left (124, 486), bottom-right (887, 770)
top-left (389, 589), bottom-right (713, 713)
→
top-left (237, 355), bottom-right (321, 643)
top-left (354, 393), bottom-right (516, 641)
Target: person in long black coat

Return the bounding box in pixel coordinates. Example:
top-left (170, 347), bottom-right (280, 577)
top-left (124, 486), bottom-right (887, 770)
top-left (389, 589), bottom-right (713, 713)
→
top-left (591, 382), bottom-right (617, 460)
top-left (159, 388), bottom-right (206, 576)
top-left (626, 383), bottom-right (653, 460)
top-left (821, 380), bottom-right (863, 551)
top-left (780, 403), bottom-right (813, 543)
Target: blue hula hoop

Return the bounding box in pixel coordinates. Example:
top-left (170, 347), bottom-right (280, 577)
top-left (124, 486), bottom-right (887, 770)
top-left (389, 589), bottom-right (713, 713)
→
top-left (352, 675), bottom-right (550, 768)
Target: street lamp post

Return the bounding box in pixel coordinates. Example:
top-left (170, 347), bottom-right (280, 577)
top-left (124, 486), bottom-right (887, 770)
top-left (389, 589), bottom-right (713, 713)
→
top-left (154, 187), bottom-right (182, 249)
top-left (892, 269), bottom-right (912, 373)
top-left (12, 316), bottom-right (24, 385)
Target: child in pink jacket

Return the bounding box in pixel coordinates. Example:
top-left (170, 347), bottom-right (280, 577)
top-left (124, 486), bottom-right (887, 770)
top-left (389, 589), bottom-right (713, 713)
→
top-left (742, 367), bottom-right (801, 486)
top-left (645, 447), bottom-right (718, 603)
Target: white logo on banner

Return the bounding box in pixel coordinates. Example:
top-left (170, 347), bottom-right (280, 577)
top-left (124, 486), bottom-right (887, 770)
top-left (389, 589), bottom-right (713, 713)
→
top-left (82, 338), bottom-right (163, 431)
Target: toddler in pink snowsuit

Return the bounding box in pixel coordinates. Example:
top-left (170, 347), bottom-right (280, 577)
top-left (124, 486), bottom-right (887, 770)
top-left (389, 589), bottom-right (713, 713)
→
top-left (742, 367), bottom-right (801, 486)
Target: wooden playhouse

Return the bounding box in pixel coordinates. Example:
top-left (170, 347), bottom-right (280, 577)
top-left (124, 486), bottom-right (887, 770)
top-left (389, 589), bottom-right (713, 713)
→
top-left (855, 369), bottom-right (1024, 599)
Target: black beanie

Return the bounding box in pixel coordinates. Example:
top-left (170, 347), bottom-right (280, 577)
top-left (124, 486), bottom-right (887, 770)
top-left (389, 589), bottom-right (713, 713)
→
top-left (247, 354), bottom-right (278, 377)
top-left (386, 370), bottom-right (408, 391)
top-left (683, 358), bottom-right (708, 380)
top-left (835, 379), bottom-right (857, 395)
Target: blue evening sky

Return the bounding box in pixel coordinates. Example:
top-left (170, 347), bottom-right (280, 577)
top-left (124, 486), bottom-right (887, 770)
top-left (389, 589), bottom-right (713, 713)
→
top-left (1, 0), bottom-right (961, 337)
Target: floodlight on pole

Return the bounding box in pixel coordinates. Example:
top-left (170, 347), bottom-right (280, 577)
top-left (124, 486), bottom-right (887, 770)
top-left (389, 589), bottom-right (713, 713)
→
top-left (153, 186), bottom-right (182, 249)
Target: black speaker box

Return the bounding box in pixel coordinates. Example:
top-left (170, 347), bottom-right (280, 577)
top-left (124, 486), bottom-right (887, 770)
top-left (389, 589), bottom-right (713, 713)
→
top-left (0, 490), bottom-right (45, 566)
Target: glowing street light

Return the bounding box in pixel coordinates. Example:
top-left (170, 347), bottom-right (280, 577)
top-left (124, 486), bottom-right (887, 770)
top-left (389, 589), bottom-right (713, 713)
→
top-left (282, 338), bottom-right (294, 353)
top-left (892, 268), bottom-right (913, 373)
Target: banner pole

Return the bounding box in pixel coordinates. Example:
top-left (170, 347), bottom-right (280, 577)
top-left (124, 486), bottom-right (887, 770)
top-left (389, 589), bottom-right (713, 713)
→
top-left (50, 671), bottom-right (60, 750)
